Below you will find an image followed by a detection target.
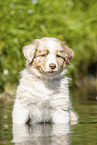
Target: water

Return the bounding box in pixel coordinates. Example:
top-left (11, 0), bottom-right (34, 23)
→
top-left (0, 88), bottom-right (97, 145)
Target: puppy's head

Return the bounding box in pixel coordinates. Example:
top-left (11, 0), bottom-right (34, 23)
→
top-left (23, 37), bottom-right (74, 76)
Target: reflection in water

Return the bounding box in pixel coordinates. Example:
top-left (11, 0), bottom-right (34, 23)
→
top-left (12, 123), bottom-right (70, 145)
top-left (1, 87), bottom-right (97, 145)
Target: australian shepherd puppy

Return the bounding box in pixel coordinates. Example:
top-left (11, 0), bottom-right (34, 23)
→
top-left (12, 37), bottom-right (77, 124)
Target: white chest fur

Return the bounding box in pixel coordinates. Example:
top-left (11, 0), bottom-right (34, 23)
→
top-left (13, 69), bottom-right (70, 124)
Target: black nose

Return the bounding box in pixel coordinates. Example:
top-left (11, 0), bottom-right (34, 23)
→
top-left (49, 63), bottom-right (56, 69)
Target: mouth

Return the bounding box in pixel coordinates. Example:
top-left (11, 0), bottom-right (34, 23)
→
top-left (38, 67), bottom-right (59, 75)
top-left (46, 70), bottom-right (58, 75)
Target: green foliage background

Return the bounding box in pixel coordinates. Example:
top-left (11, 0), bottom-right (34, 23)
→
top-left (0, 0), bottom-right (97, 91)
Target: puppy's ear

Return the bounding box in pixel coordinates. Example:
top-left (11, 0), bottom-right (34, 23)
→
top-left (62, 45), bottom-right (74, 65)
top-left (22, 44), bottom-right (36, 64)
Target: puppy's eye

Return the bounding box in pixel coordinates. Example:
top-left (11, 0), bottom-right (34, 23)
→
top-left (41, 54), bottom-right (46, 57)
top-left (56, 55), bottom-right (60, 58)
top-left (56, 55), bottom-right (65, 60)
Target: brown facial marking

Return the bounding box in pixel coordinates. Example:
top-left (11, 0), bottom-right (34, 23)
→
top-left (32, 49), bottom-right (49, 73)
top-left (59, 50), bottom-right (64, 53)
top-left (56, 50), bottom-right (66, 71)
top-left (60, 43), bottom-right (74, 65)
top-left (35, 49), bottom-right (49, 57)
top-left (56, 50), bottom-right (67, 61)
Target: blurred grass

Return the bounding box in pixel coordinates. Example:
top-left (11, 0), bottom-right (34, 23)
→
top-left (0, 0), bottom-right (97, 92)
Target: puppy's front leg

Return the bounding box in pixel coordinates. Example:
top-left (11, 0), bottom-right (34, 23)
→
top-left (50, 95), bottom-right (70, 124)
top-left (12, 101), bottom-right (30, 124)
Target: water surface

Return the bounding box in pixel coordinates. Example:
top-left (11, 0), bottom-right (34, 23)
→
top-left (0, 88), bottom-right (97, 145)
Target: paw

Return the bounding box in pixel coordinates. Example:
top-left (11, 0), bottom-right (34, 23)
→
top-left (52, 110), bottom-right (70, 124)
